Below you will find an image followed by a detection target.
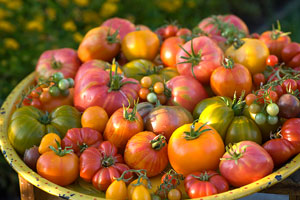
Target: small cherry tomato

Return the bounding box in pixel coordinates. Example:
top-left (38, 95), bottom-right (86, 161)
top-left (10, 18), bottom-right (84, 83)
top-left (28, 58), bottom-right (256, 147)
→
top-left (249, 103), bottom-right (262, 114)
top-left (141, 76), bottom-right (152, 88)
top-left (52, 72), bottom-right (64, 82)
top-left (164, 25), bottom-right (178, 38)
top-left (266, 103), bottom-right (279, 116)
top-left (139, 88), bottom-right (150, 100)
top-left (39, 90), bottom-right (52, 103)
top-left (22, 95), bottom-right (32, 106)
top-left (67, 78), bottom-right (75, 88)
top-left (282, 79), bottom-right (298, 93)
top-left (266, 55), bottom-right (278, 67)
top-left (245, 93), bottom-right (257, 106)
top-left (176, 28), bottom-right (192, 37)
top-left (49, 86), bottom-right (60, 96)
top-left (30, 87), bottom-right (42, 98)
top-left (30, 98), bottom-right (42, 109)
top-left (253, 73), bottom-right (266, 87)
top-left (255, 113), bottom-right (267, 125)
top-left (58, 79), bottom-right (70, 90)
top-left (157, 93), bottom-right (167, 105)
top-left (147, 92), bottom-right (157, 103)
top-left (153, 82), bottom-right (164, 94)
top-left (256, 89), bottom-right (265, 104)
top-left (273, 85), bottom-right (284, 97)
top-left (266, 90), bottom-right (279, 103)
top-left (168, 188), bottom-right (182, 200)
top-left (267, 115), bottom-right (278, 125)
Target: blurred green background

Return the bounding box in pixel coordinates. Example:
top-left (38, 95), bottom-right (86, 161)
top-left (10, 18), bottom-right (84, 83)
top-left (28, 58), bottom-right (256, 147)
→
top-left (1, 0), bottom-right (300, 198)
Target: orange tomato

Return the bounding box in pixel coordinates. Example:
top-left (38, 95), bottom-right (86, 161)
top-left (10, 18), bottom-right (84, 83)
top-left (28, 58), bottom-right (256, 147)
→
top-left (81, 106), bottom-right (108, 133)
top-left (168, 122), bottom-right (224, 176)
top-left (41, 88), bottom-right (74, 112)
top-left (38, 133), bottom-right (61, 154)
top-left (139, 88), bottom-right (150, 100)
top-left (153, 82), bottom-right (164, 94)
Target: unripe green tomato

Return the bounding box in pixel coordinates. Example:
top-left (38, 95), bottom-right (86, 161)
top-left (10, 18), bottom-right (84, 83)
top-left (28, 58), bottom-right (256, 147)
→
top-left (58, 79), bottom-right (70, 90)
top-left (255, 113), bottom-right (267, 125)
top-left (266, 103), bottom-right (279, 116)
top-left (52, 72), bottom-right (64, 82)
top-left (49, 86), bottom-right (60, 97)
top-left (147, 92), bottom-right (157, 103)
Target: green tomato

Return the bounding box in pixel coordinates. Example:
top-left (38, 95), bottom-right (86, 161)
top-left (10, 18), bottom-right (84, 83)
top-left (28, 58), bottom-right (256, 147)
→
top-left (49, 86), bottom-right (60, 97)
top-left (267, 115), bottom-right (278, 125)
top-left (52, 72), bottom-right (64, 82)
top-left (147, 92), bottom-right (157, 103)
top-left (67, 78), bottom-right (75, 88)
top-left (58, 79), bottom-right (70, 90)
top-left (255, 113), bottom-right (267, 125)
top-left (60, 89), bottom-right (70, 97)
top-left (249, 103), bottom-right (262, 114)
top-left (266, 103), bottom-right (279, 116)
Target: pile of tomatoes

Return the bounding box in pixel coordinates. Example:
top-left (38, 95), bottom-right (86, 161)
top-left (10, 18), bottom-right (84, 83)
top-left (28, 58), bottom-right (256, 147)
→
top-left (7, 14), bottom-right (300, 199)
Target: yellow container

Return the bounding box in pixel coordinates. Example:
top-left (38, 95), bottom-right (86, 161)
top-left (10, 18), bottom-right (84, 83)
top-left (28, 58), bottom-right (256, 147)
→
top-left (1, 72), bottom-right (300, 200)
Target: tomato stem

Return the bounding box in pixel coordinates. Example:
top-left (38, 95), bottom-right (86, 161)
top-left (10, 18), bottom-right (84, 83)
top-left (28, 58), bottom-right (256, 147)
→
top-left (184, 120), bottom-right (211, 140)
top-left (222, 57), bottom-right (234, 69)
top-left (39, 111), bottom-right (51, 124)
top-left (220, 143), bottom-right (249, 165)
top-left (78, 142), bottom-right (89, 153)
top-left (49, 140), bottom-right (73, 157)
top-left (106, 27), bottom-right (120, 44)
top-left (123, 99), bottom-right (139, 121)
top-left (191, 171), bottom-right (213, 181)
top-left (101, 156), bottom-right (115, 167)
top-left (271, 20), bottom-right (291, 40)
top-left (150, 134), bottom-right (166, 150)
top-left (51, 56), bottom-right (62, 69)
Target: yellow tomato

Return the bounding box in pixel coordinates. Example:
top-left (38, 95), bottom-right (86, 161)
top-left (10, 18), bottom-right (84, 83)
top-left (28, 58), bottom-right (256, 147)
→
top-left (225, 38), bottom-right (270, 74)
top-left (38, 133), bottom-right (61, 154)
top-left (128, 178), bottom-right (148, 200)
top-left (106, 180), bottom-right (128, 200)
top-left (131, 185), bottom-right (151, 200)
top-left (122, 30), bottom-right (160, 61)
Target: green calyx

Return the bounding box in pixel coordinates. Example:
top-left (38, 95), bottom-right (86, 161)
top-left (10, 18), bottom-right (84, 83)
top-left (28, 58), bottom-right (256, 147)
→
top-left (51, 56), bottom-right (62, 69)
top-left (106, 27), bottom-right (120, 44)
top-left (78, 142), bottom-right (88, 153)
top-left (231, 91), bottom-right (246, 116)
top-left (102, 156), bottom-right (115, 167)
top-left (150, 134), bottom-right (166, 150)
top-left (222, 57), bottom-right (235, 69)
top-left (39, 111), bottom-right (51, 125)
top-left (191, 171), bottom-right (212, 182)
top-left (49, 140), bottom-right (73, 157)
top-left (123, 100), bottom-right (138, 121)
top-left (156, 169), bottom-right (184, 196)
top-left (116, 169), bottom-right (152, 189)
top-left (270, 20), bottom-right (290, 40)
top-left (184, 120), bottom-right (211, 140)
top-left (220, 143), bottom-right (249, 165)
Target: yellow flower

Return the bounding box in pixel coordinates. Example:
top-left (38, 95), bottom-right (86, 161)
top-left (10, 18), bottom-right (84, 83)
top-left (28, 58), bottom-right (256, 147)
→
top-left (99, 2), bottom-right (118, 18)
top-left (58, 0), bottom-right (70, 7)
top-left (73, 0), bottom-right (89, 7)
top-left (0, 8), bottom-right (11, 19)
top-left (73, 32), bottom-right (83, 43)
top-left (6, 0), bottom-right (22, 10)
top-left (4, 38), bottom-right (19, 50)
top-left (63, 20), bottom-right (77, 32)
top-left (46, 8), bottom-right (56, 20)
top-left (82, 11), bottom-right (100, 23)
top-left (26, 20), bottom-right (44, 32)
top-left (0, 20), bottom-right (15, 32)
top-left (156, 0), bottom-right (183, 13)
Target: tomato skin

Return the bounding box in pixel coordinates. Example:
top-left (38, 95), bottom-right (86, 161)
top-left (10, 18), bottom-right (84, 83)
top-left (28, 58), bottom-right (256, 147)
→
top-left (188, 181), bottom-right (217, 198)
top-left (101, 17), bottom-right (135, 40)
top-left (104, 107), bottom-right (144, 151)
top-left (160, 36), bottom-right (185, 68)
top-left (176, 28), bottom-right (192, 36)
top-left (176, 36), bottom-right (224, 84)
top-left (281, 118), bottom-right (300, 154)
top-left (225, 38), bottom-right (270, 74)
top-left (167, 75), bottom-right (208, 112)
top-left (245, 94), bottom-right (257, 106)
top-left (128, 178), bottom-right (148, 200)
top-left (62, 128), bottom-right (103, 156)
top-left (37, 151), bottom-right (79, 186)
top-left (35, 48), bottom-right (81, 80)
top-left (168, 122), bottom-right (224, 176)
top-left (122, 30), bottom-right (160, 61)
top-left (106, 180), bottom-right (128, 200)
top-left (219, 141), bottom-right (274, 187)
top-left (164, 25), bottom-right (179, 38)
top-left (281, 42), bottom-right (300, 68)
top-left (282, 79), bottom-right (298, 93)
top-left (124, 131), bottom-right (168, 177)
top-left (263, 138), bottom-right (296, 167)
top-left (131, 185), bottom-right (151, 200)
top-left (168, 188), bottom-right (182, 200)
top-left (210, 63), bottom-right (252, 99)
top-left (266, 55), bottom-right (279, 67)
top-left (145, 105), bottom-right (193, 140)
top-left (41, 88), bottom-right (74, 113)
top-left (259, 31), bottom-right (291, 60)
top-left (253, 73), bottom-right (266, 88)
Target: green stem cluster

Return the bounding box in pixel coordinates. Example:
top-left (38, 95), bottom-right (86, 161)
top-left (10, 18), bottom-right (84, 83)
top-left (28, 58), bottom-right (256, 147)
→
top-left (49, 140), bottom-right (73, 157)
top-left (220, 143), bottom-right (249, 165)
top-left (184, 120), bottom-right (211, 140)
top-left (150, 135), bottom-right (166, 150)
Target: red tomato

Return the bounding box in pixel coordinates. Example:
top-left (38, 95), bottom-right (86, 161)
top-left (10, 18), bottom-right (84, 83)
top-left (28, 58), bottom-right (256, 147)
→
top-left (184, 170), bottom-right (229, 198)
top-left (80, 141), bottom-right (132, 191)
top-left (273, 85), bottom-right (284, 98)
top-left (266, 90), bottom-right (279, 103)
top-left (101, 17), bottom-right (135, 40)
top-left (104, 106), bottom-right (144, 151)
top-left (266, 55), bottom-right (279, 67)
top-left (210, 60), bottom-right (252, 99)
top-left (30, 98), bottom-right (42, 109)
top-left (160, 36), bottom-right (185, 68)
top-left (74, 61), bottom-right (140, 116)
top-left (263, 138), bottom-right (296, 167)
top-left (62, 128), bottom-right (103, 156)
top-left (281, 42), bottom-right (300, 68)
top-left (282, 79), bottom-right (298, 93)
top-left (281, 118), bottom-right (300, 154)
top-left (253, 73), bottom-right (266, 88)
top-left (219, 141), bottom-right (274, 187)
top-left (78, 26), bottom-right (120, 62)
top-left (35, 48), bottom-right (81, 80)
top-left (166, 75), bottom-right (208, 112)
top-left (176, 36), bottom-right (224, 84)
top-left (124, 132), bottom-right (168, 177)
top-left (22, 95), bottom-right (32, 106)
top-left (164, 25), bottom-right (179, 38)
top-left (176, 28), bottom-right (192, 37)
top-left (245, 93), bottom-right (257, 106)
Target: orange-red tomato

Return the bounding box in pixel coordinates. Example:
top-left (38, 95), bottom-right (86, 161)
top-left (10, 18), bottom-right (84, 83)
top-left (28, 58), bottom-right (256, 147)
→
top-left (153, 82), bottom-right (164, 94)
top-left (160, 36), bottom-right (185, 68)
top-left (139, 88), bottom-right (150, 100)
top-left (41, 88), bottom-right (74, 112)
top-left (81, 106), bottom-right (108, 133)
top-left (168, 122), bottom-right (224, 176)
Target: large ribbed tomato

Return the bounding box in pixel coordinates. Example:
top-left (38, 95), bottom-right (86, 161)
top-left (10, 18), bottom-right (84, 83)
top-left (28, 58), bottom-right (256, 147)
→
top-left (168, 122), bottom-right (224, 176)
top-left (281, 118), bottom-right (300, 154)
top-left (101, 17), bottom-right (135, 40)
top-left (176, 36), bottom-right (223, 84)
top-left (74, 61), bottom-right (140, 116)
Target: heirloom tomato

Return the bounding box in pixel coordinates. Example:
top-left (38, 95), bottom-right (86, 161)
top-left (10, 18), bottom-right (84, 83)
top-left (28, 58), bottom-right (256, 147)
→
top-left (137, 102), bottom-right (155, 123)
top-left (80, 141), bottom-right (132, 191)
top-left (176, 28), bottom-right (192, 37)
top-left (106, 179), bottom-right (128, 200)
top-left (168, 122), bottom-right (224, 176)
top-left (176, 36), bottom-right (223, 84)
top-left (281, 42), bottom-right (300, 68)
top-left (78, 26), bottom-right (120, 62)
top-left (8, 105), bottom-right (81, 155)
top-left (37, 143), bottom-right (79, 186)
top-left (145, 105), bottom-right (193, 140)
top-left (281, 118), bottom-right (300, 154)
top-left (74, 61), bottom-right (140, 116)
top-left (38, 133), bottom-right (61, 154)
top-left (124, 132), bottom-right (168, 177)
top-left (122, 30), bottom-right (160, 61)
top-left (131, 185), bottom-right (151, 200)
top-left (104, 103), bottom-right (144, 151)
top-left (184, 170), bottom-right (229, 198)
top-left (160, 36), bottom-right (185, 68)
top-left (62, 128), bottom-right (103, 156)
top-left (225, 38), bottom-right (270, 74)
top-left (167, 75), bottom-right (208, 112)
top-left (219, 141), bottom-right (274, 187)
top-left (128, 178), bottom-right (149, 200)
top-left (81, 106), bottom-right (108, 133)
top-left (35, 48), bottom-right (81, 80)
top-left (210, 58), bottom-right (252, 98)
top-left (101, 17), bottom-right (135, 40)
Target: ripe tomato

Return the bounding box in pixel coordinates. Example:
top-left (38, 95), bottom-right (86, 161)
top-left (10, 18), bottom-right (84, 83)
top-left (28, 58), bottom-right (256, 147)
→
top-left (124, 132), bottom-right (168, 177)
top-left (245, 93), bottom-right (257, 106)
top-left (219, 141), bottom-right (274, 187)
top-left (263, 138), bottom-right (296, 167)
top-left (176, 28), bottom-right (192, 36)
top-left (101, 17), bottom-right (135, 40)
top-left (168, 188), bottom-right (182, 200)
top-left (210, 59), bottom-right (252, 98)
top-left (138, 88), bottom-right (150, 100)
top-left (106, 180), bottom-right (128, 200)
top-left (281, 118), bottom-right (300, 154)
top-left (168, 122), bottom-right (224, 176)
top-left (39, 90), bottom-right (51, 103)
top-left (38, 133), bottom-right (61, 154)
top-left (153, 82), bottom-right (164, 94)
top-left (122, 30), bottom-right (160, 61)
top-left (131, 185), bottom-right (151, 200)
top-left (157, 93), bottom-right (167, 105)
top-left (253, 73), bottom-right (266, 88)
top-left (37, 146), bottom-right (79, 186)
top-left (81, 106), bottom-right (108, 133)
top-left (104, 106), bottom-right (144, 151)
top-left (265, 89), bottom-right (279, 103)
top-left (176, 36), bottom-right (223, 84)
top-left (160, 36), bottom-right (185, 68)
top-left (62, 128), bottom-right (103, 156)
top-left (164, 24), bottom-right (179, 38)
top-left (184, 170), bottom-right (229, 198)
top-left (78, 26), bottom-right (120, 62)
top-left (282, 79), bottom-right (298, 93)
top-left (281, 42), bottom-right (300, 68)
top-left (128, 178), bottom-right (149, 200)
top-left (30, 98), bottom-right (42, 109)
top-left (140, 76), bottom-right (152, 88)
top-left (266, 55), bottom-right (279, 67)
top-left (225, 38), bottom-right (270, 74)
